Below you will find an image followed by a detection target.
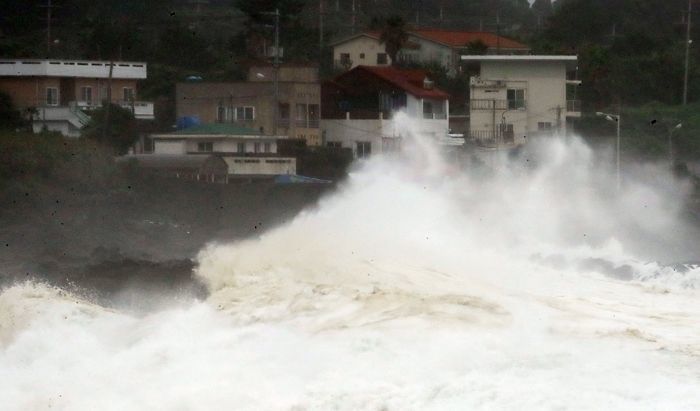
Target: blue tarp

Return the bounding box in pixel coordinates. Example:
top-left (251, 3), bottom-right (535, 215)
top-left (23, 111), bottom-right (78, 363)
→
top-left (274, 175), bottom-right (332, 184)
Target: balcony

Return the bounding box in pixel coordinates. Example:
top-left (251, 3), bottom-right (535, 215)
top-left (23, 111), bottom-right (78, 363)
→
top-left (423, 112), bottom-right (448, 120)
top-left (469, 130), bottom-right (516, 148)
top-left (76, 100), bottom-right (154, 120)
top-left (294, 119), bottom-right (320, 129)
top-left (566, 100), bottom-right (582, 117)
top-left (469, 99), bottom-right (508, 110)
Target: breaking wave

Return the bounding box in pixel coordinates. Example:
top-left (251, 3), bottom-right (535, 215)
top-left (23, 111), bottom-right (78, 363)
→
top-left (2, 125), bottom-right (700, 410)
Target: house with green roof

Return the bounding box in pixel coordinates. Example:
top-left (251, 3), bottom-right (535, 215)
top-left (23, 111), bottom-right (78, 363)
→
top-left (149, 123), bottom-right (295, 177)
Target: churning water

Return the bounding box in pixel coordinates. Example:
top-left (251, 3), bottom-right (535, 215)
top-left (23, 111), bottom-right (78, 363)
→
top-left (2, 118), bottom-right (700, 410)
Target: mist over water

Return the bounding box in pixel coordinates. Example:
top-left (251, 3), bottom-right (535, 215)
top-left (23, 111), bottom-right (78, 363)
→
top-left (2, 118), bottom-right (700, 410)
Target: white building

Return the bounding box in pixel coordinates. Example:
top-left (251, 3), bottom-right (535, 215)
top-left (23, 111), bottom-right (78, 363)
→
top-left (321, 65), bottom-right (459, 157)
top-left (150, 123), bottom-right (296, 177)
top-left (462, 55), bottom-right (581, 148)
top-left (330, 30), bottom-right (529, 75)
top-left (0, 59), bottom-right (153, 137)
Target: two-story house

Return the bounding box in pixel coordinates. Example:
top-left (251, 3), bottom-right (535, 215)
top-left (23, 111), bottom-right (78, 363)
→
top-left (175, 65), bottom-right (321, 146)
top-left (149, 123), bottom-right (296, 177)
top-left (0, 59), bottom-right (153, 137)
top-left (321, 65), bottom-right (455, 158)
top-left (331, 29), bottom-right (529, 75)
top-left (462, 55), bottom-right (581, 149)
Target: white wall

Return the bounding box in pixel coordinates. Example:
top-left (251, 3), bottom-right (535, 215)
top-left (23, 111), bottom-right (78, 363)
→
top-left (321, 114), bottom-right (449, 157)
top-left (333, 36), bottom-right (391, 68)
top-left (470, 60), bottom-right (568, 146)
top-left (223, 157), bottom-right (296, 175)
top-left (154, 140), bottom-right (186, 154)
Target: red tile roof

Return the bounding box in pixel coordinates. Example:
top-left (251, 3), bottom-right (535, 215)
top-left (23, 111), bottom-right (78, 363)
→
top-left (351, 65), bottom-right (450, 99)
top-left (411, 29), bottom-right (529, 50)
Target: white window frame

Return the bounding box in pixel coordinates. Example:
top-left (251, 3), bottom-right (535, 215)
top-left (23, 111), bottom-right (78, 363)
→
top-left (45, 87), bottom-right (59, 106)
top-left (123, 87), bottom-right (135, 102)
top-left (235, 106), bottom-right (255, 121)
top-left (80, 86), bottom-right (93, 105)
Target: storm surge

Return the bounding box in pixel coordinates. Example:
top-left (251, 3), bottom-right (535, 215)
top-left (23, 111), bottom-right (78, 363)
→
top-left (2, 122), bottom-right (700, 410)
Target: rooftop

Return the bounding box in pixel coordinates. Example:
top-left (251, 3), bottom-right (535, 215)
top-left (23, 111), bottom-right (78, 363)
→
top-left (329, 30), bottom-right (529, 51)
top-left (0, 59), bottom-right (147, 79)
top-left (461, 55), bottom-right (578, 69)
top-left (344, 66), bottom-right (450, 99)
top-left (412, 29), bottom-right (529, 50)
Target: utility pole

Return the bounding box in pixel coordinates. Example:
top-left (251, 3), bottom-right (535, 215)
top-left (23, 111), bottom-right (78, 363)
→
top-left (40, 0), bottom-right (56, 56)
top-left (683, 0), bottom-right (692, 105)
top-left (102, 61), bottom-right (114, 141)
top-left (496, 12), bottom-right (501, 53)
top-left (319, 0), bottom-right (324, 53)
top-left (556, 105), bottom-right (562, 134)
top-left (273, 8), bottom-right (280, 135)
top-left (351, 0), bottom-right (356, 35)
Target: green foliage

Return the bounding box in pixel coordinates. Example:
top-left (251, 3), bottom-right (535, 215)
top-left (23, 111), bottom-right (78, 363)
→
top-left (0, 92), bottom-right (25, 130)
top-left (82, 104), bottom-right (138, 154)
top-left (0, 130), bottom-right (119, 192)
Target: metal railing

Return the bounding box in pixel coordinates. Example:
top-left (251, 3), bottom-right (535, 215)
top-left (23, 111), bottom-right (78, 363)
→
top-left (469, 99), bottom-right (508, 110)
top-left (469, 130), bottom-right (515, 147)
top-left (423, 112), bottom-right (448, 120)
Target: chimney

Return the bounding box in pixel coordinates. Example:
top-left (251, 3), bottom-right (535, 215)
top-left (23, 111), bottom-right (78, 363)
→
top-left (423, 77), bottom-right (434, 90)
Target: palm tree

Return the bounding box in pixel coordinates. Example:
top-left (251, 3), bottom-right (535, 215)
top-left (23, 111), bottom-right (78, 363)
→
top-left (379, 16), bottom-right (409, 66)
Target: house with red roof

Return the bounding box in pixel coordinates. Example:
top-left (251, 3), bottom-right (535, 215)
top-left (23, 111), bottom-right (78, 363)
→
top-left (330, 29), bottom-right (529, 75)
top-left (321, 65), bottom-right (461, 158)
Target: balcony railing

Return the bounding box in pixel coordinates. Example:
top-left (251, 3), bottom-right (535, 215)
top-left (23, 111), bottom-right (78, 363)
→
top-left (294, 119), bottom-right (320, 128)
top-left (423, 112), bottom-right (448, 120)
top-left (469, 130), bottom-right (515, 147)
top-left (469, 99), bottom-right (508, 110)
top-left (567, 100), bottom-right (581, 112)
top-left (469, 99), bottom-right (527, 111)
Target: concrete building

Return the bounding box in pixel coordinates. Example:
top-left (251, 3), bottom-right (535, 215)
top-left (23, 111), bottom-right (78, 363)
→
top-left (0, 59), bottom-right (153, 137)
top-left (321, 65), bottom-right (455, 158)
top-left (331, 29), bottom-right (529, 74)
top-left (176, 65), bottom-right (321, 146)
top-left (150, 123), bottom-right (296, 177)
top-left (462, 55), bottom-right (581, 148)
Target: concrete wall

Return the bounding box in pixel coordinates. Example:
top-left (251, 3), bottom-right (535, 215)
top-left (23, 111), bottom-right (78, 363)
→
top-left (333, 36), bottom-right (391, 69)
top-left (321, 115), bottom-right (449, 157)
top-left (223, 157), bottom-right (296, 175)
top-left (470, 60), bottom-right (568, 146)
top-left (0, 77), bottom-right (138, 109)
top-left (176, 81), bottom-right (322, 146)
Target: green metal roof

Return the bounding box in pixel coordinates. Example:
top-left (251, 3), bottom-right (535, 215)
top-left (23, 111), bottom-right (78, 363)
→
top-left (173, 123), bottom-right (261, 136)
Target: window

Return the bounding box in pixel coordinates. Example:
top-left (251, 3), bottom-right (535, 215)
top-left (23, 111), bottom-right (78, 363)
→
top-left (217, 105), bottom-right (226, 123)
top-left (254, 142), bottom-right (260, 153)
top-left (197, 142), bottom-right (213, 152)
top-left (500, 123), bottom-right (515, 144)
top-left (235, 106), bottom-right (254, 121)
top-left (237, 142), bottom-right (245, 153)
top-left (45, 87), bottom-right (58, 106)
top-left (377, 53), bottom-right (388, 65)
top-left (123, 87), bottom-right (134, 102)
top-left (327, 141), bottom-right (342, 148)
top-left (340, 53), bottom-right (351, 65)
top-left (538, 122), bottom-right (553, 131)
top-left (263, 142), bottom-right (271, 153)
top-left (423, 101), bottom-right (433, 119)
top-left (308, 104), bottom-right (319, 127)
top-left (80, 86), bottom-right (93, 105)
top-left (278, 103), bottom-right (290, 119)
top-left (507, 89), bottom-right (525, 110)
top-left (356, 141), bottom-right (371, 158)
top-left (360, 53), bottom-right (365, 59)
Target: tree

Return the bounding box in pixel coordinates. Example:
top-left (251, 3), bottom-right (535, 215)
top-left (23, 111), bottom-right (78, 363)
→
top-left (379, 16), bottom-right (408, 66)
top-left (465, 39), bottom-right (488, 55)
top-left (82, 104), bottom-right (138, 154)
top-left (0, 92), bottom-right (24, 129)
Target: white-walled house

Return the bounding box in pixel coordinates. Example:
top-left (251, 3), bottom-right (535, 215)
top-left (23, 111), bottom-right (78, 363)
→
top-left (321, 66), bottom-right (457, 157)
top-left (462, 55), bottom-right (581, 148)
top-left (150, 124), bottom-right (296, 177)
top-left (330, 30), bottom-right (529, 75)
